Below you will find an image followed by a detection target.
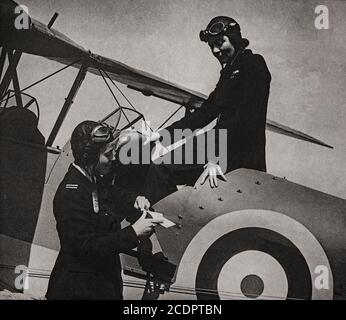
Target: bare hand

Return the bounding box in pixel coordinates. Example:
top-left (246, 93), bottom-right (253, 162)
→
top-left (134, 196), bottom-right (151, 212)
top-left (194, 162), bottom-right (227, 189)
top-left (131, 211), bottom-right (164, 237)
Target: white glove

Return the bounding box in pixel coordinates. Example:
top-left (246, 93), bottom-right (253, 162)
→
top-left (194, 162), bottom-right (227, 189)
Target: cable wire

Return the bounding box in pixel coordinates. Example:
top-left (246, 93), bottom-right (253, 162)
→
top-left (99, 66), bottom-right (155, 132)
top-left (0, 59), bottom-right (82, 104)
top-left (97, 68), bottom-right (130, 124)
top-left (157, 104), bottom-right (184, 130)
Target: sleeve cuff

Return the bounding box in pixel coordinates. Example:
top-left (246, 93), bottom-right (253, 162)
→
top-left (121, 225), bottom-right (140, 250)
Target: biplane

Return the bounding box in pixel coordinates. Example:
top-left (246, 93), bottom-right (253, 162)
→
top-left (0, 0), bottom-right (345, 300)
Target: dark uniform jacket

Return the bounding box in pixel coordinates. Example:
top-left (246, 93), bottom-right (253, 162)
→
top-left (46, 164), bottom-right (140, 300)
top-left (166, 49), bottom-right (271, 172)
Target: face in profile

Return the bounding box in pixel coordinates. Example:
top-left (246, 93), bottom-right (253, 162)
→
top-left (96, 142), bottom-right (117, 176)
top-left (208, 35), bottom-right (236, 65)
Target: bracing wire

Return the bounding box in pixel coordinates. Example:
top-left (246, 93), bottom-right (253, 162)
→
top-left (97, 68), bottom-right (131, 124)
top-left (100, 68), bottom-right (138, 113)
top-left (99, 66), bottom-right (154, 133)
top-left (156, 104), bottom-right (185, 130)
top-left (0, 59), bottom-right (82, 104)
top-left (98, 66), bottom-right (192, 134)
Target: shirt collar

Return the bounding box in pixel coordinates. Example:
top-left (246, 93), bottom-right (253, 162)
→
top-left (72, 163), bottom-right (95, 184)
top-left (221, 49), bottom-right (248, 74)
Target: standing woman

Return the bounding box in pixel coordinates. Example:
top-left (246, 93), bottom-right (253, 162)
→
top-left (46, 121), bottom-right (162, 300)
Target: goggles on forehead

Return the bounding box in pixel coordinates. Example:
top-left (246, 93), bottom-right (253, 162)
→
top-left (199, 21), bottom-right (238, 42)
top-left (90, 123), bottom-right (115, 143)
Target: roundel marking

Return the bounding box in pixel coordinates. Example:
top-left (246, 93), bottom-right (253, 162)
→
top-left (217, 250), bottom-right (288, 300)
top-left (196, 228), bottom-right (310, 299)
top-left (173, 209), bottom-right (333, 300)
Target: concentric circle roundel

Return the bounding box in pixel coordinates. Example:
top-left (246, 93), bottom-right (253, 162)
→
top-left (216, 250), bottom-right (288, 300)
top-left (174, 210), bottom-right (333, 300)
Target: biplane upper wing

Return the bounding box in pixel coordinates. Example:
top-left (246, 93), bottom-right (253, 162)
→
top-left (0, 0), bottom-right (332, 148)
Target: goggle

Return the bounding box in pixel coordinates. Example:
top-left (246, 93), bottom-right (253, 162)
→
top-left (90, 123), bottom-right (115, 143)
top-left (199, 21), bottom-right (237, 42)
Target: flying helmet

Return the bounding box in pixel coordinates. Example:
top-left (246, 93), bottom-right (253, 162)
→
top-left (200, 16), bottom-right (249, 50)
top-left (71, 120), bottom-right (120, 167)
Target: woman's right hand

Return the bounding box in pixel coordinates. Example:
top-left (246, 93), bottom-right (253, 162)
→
top-left (131, 211), bottom-right (164, 237)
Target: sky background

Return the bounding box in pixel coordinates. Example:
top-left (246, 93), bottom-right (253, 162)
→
top-left (5, 0), bottom-right (346, 198)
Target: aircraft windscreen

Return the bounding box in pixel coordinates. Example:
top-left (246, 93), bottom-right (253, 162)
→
top-left (101, 106), bottom-right (144, 132)
top-left (0, 90), bottom-right (40, 121)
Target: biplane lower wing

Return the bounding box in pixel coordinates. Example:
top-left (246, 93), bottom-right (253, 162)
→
top-left (0, 0), bottom-right (332, 148)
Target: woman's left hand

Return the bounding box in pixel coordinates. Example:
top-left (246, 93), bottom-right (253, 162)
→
top-left (194, 162), bottom-right (227, 189)
top-left (134, 196), bottom-right (151, 211)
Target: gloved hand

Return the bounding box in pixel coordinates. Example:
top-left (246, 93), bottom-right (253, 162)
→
top-left (194, 162), bottom-right (227, 189)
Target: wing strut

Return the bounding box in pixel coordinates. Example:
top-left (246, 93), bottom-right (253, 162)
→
top-left (0, 49), bottom-right (22, 99)
top-left (0, 47), bottom-right (7, 80)
top-left (46, 61), bottom-right (88, 146)
top-left (7, 50), bottom-right (23, 108)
